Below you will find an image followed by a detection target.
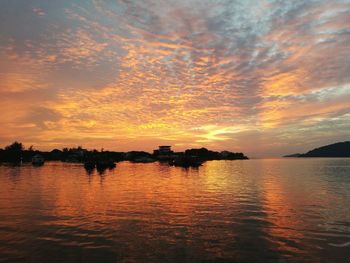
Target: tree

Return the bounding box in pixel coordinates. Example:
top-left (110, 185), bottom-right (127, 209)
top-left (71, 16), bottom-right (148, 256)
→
top-left (5, 141), bottom-right (24, 152)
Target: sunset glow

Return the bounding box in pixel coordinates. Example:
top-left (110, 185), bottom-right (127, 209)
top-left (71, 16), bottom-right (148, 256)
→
top-left (1, 0), bottom-right (350, 156)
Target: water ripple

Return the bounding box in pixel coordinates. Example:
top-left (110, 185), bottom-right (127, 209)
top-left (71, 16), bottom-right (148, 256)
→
top-left (0, 159), bottom-right (350, 262)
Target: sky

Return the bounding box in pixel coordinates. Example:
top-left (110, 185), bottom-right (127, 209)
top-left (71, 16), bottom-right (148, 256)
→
top-left (0, 0), bottom-right (350, 157)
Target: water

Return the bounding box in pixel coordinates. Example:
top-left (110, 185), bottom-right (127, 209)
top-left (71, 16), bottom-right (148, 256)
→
top-left (0, 159), bottom-right (350, 263)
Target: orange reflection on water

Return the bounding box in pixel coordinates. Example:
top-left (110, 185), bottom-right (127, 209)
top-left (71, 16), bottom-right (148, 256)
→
top-left (1, 159), bottom-right (350, 262)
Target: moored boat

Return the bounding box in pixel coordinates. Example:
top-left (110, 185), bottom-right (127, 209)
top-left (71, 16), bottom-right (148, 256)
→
top-left (32, 154), bottom-right (45, 166)
top-left (169, 156), bottom-right (204, 168)
top-left (96, 159), bottom-right (116, 170)
top-left (84, 161), bottom-right (95, 170)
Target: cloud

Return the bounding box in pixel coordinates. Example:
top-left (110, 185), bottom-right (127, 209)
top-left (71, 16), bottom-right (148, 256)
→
top-left (33, 8), bottom-right (45, 17)
top-left (0, 0), bottom-right (350, 155)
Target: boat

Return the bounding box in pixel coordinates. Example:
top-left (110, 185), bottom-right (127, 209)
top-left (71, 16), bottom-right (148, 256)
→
top-left (32, 154), bottom-right (45, 166)
top-left (96, 159), bottom-right (116, 170)
top-left (83, 161), bottom-right (95, 170)
top-left (169, 156), bottom-right (204, 168)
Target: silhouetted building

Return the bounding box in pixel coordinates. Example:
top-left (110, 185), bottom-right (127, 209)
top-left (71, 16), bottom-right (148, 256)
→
top-left (159, 146), bottom-right (172, 154)
top-left (153, 146), bottom-right (174, 160)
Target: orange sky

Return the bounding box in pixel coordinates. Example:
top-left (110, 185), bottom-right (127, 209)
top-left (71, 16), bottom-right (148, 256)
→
top-left (0, 0), bottom-right (350, 157)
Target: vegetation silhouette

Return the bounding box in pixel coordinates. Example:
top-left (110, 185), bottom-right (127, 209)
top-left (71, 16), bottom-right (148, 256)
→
top-left (0, 142), bottom-right (249, 169)
top-left (1, 141), bottom-right (26, 163)
top-left (184, 147), bottom-right (248, 160)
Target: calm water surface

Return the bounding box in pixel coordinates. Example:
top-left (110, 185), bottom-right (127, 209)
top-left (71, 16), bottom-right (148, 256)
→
top-left (1, 159), bottom-right (350, 262)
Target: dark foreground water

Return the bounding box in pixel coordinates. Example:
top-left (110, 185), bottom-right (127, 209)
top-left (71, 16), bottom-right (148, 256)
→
top-left (1, 159), bottom-right (350, 263)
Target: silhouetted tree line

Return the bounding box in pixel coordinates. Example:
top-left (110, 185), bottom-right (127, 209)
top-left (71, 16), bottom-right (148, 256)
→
top-left (0, 142), bottom-right (248, 164)
top-left (124, 151), bottom-right (153, 161)
top-left (184, 147), bottom-right (248, 160)
top-left (0, 142), bottom-right (124, 163)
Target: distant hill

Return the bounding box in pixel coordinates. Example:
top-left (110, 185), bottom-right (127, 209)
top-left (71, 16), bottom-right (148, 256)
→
top-left (284, 141), bottom-right (350, 158)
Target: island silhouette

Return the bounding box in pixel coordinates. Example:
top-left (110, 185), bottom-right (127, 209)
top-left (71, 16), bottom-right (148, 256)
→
top-left (0, 142), bottom-right (248, 169)
top-left (284, 141), bottom-right (350, 158)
